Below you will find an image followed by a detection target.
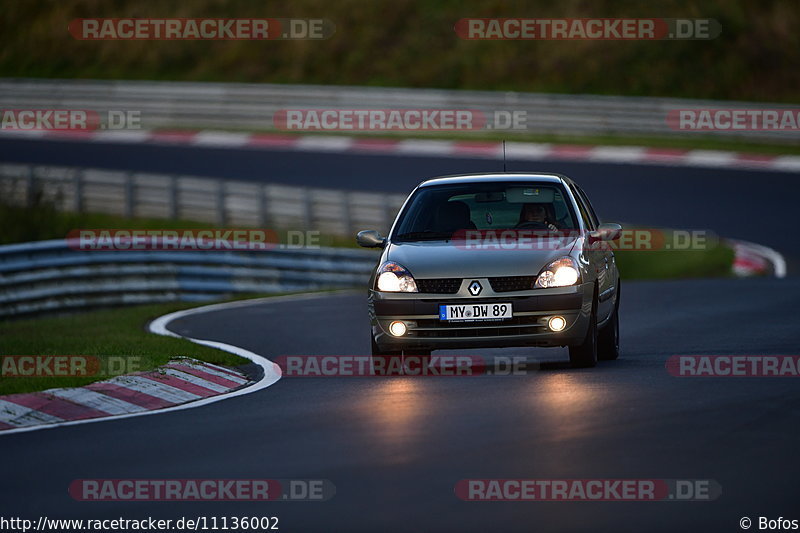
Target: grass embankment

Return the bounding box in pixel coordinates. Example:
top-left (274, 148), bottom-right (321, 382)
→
top-left (0, 301), bottom-right (251, 396)
top-left (616, 245), bottom-right (734, 280)
top-left (4, 2), bottom-right (798, 155)
top-left (0, 197), bottom-right (353, 247)
top-left (1, 0), bottom-right (798, 103)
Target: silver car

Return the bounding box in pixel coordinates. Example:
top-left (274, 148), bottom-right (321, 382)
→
top-left (357, 173), bottom-right (621, 368)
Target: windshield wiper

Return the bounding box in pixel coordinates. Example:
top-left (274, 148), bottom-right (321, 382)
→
top-left (395, 231), bottom-right (453, 242)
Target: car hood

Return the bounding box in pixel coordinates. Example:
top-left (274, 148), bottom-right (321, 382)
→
top-left (385, 237), bottom-right (579, 279)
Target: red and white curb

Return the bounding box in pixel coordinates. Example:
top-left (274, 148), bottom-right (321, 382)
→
top-left (0, 294), bottom-right (322, 436)
top-left (2, 129), bottom-right (799, 173)
top-left (0, 358), bottom-right (252, 432)
top-left (729, 239), bottom-right (787, 278)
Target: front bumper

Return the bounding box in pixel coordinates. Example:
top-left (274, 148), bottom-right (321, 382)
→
top-left (369, 281), bottom-right (594, 351)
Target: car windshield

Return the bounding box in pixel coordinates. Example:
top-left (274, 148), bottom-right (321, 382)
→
top-left (392, 182), bottom-right (579, 242)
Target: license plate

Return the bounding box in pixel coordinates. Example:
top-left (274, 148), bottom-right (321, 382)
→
top-left (439, 302), bottom-right (513, 321)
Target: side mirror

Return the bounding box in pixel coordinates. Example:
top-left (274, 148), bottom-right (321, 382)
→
top-left (589, 223), bottom-right (622, 242)
top-left (356, 230), bottom-right (386, 248)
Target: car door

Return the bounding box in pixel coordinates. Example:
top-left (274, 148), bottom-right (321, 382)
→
top-left (575, 184), bottom-right (618, 321)
top-left (569, 184), bottom-right (615, 322)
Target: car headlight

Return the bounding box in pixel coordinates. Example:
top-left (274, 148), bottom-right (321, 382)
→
top-left (376, 262), bottom-right (418, 292)
top-left (535, 257), bottom-right (581, 288)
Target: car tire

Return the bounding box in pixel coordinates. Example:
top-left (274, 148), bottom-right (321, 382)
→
top-left (568, 294), bottom-right (598, 368)
top-left (598, 282), bottom-right (620, 361)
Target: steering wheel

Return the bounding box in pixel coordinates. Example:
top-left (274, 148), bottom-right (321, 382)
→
top-left (513, 221), bottom-right (550, 230)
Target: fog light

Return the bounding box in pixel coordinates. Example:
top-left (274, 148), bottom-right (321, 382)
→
top-left (389, 321), bottom-right (407, 337)
top-left (548, 316), bottom-right (566, 332)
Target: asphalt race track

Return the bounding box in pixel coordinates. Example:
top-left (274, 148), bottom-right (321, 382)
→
top-left (2, 279), bottom-right (800, 531)
top-left (2, 137), bottom-right (800, 531)
top-left (0, 136), bottom-right (798, 272)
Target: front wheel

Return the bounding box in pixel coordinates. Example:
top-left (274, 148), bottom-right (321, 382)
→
top-left (568, 299), bottom-right (598, 368)
top-left (598, 286), bottom-right (620, 361)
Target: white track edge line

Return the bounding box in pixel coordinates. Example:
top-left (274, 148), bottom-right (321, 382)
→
top-left (728, 239), bottom-right (788, 278)
top-left (4, 130), bottom-right (800, 173)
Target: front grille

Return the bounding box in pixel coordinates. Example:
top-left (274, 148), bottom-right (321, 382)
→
top-left (488, 276), bottom-right (536, 293)
top-left (416, 278), bottom-right (462, 294)
top-left (412, 315), bottom-right (545, 338)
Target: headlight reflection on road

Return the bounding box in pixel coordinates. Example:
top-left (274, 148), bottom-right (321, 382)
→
top-left (533, 373), bottom-right (602, 442)
top-left (358, 379), bottom-right (427, 464)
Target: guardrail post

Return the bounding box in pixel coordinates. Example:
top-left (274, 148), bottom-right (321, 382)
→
top-left (124, 172), bottom-right (134, 218)
top-left (303, 187), bottom-right (313, 230)
top-left (169, 176), bottom-right (178, 219)
top-left (259, 184), bottom-right (269, 227)
top-left (25, 165), bottom-right (35, 207)
top-left (382, 195), bottom-right (393, 234)
top-left (217, 179), bottom-right (226, 226)
top-left (74, 168), bottom-right (84, 212)
top-left (343, 191), bottom-right (353, 237)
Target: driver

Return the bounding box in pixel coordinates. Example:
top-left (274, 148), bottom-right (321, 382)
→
top-left (517, 203), bottom-right (558, 231)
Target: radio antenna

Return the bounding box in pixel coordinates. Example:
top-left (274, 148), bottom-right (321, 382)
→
top-left (502, 140), bottom-right (507, 172)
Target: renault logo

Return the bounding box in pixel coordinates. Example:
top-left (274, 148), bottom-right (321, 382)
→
top-left (468, 280), bottom-right (483, 296)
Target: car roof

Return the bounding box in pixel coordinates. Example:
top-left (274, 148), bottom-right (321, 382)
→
top-left (418, 172), bottom-right (570, 188)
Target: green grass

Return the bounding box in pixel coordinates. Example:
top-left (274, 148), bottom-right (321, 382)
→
top-left (616, 245), bottom-right (734, 280)
top-left (611, 227), bottom-right (735, 279)
top-left (0, 301), bottom-right (256, 396)
top-left (1, 0), bottom-right (798, 103)
top-left (0, 199), bottom-right (213, 245)
top-left (0, 194), bottom-right (351, 247)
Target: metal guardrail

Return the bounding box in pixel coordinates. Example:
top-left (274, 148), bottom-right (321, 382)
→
top-left (0, 239), bottom-right (377, 318)
top-left (0, 161), bottom-right (393, 318)
top-left (0, 163), bottom-right (407, 237)
top-left (0, 78), bottom-right (797, 142)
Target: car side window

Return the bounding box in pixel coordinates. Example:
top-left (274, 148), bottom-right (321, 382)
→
top-left (568, 184), bottom-right (596, 230)
top-left (575, 186), bottom-right (600, 228)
